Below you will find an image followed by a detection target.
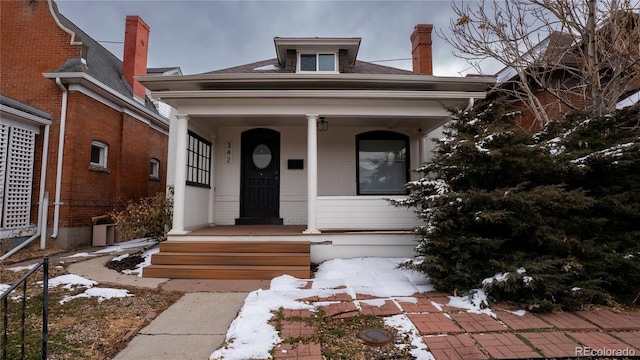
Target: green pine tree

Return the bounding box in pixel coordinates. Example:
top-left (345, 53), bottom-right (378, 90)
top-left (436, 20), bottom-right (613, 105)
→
top-left (394, 105), bottom-right (640, 311)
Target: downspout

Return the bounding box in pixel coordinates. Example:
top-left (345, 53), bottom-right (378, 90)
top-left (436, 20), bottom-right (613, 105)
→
top-left (465, 97), bottom-right (475, 112)
top-left (51, 77), bottom-right (68, 238)
top-left (0, 124), bottom-right (51, 261)
top-left (38, 124), bottom-right (51, 247)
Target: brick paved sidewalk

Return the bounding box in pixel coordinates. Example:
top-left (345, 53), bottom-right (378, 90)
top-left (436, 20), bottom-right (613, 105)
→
top-left (270, 281), bottom-right (640, 360)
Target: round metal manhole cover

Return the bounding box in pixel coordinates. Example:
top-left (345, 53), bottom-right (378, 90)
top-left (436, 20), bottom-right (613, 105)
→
top-left (357, 327), bottom-right (394, 347)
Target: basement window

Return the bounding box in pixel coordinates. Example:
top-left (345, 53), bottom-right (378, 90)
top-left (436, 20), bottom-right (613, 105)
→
top-left (298, 53), bottom-right (336, 72)
top-left (90, 141), bottom-right (108, 169)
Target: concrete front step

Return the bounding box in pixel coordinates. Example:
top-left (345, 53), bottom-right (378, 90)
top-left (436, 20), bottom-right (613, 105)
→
top-left (143, 264), bottom-right (310, 279)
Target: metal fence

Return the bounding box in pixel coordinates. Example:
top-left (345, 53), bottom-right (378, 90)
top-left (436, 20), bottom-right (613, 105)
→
top-left (1, 255), bottom-right (49, 360)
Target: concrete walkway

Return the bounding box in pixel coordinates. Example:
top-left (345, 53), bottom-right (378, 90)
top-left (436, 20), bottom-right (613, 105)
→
top-left (62, 247), bottom-right (265, 360)
top-left (112, 292), bottom-right (247, 360)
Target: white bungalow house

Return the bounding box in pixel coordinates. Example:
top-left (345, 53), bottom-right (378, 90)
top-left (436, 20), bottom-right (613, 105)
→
top-left (139, 24), bottom-right (494, 279)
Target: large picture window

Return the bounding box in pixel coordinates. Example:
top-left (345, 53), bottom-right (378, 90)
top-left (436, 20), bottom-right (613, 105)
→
top-left (186, 131), bottom-right (211, 187)
top-left (356, 131), bottom-right (409, 195)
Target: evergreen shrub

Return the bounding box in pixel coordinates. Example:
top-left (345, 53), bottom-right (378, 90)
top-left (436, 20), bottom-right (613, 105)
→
top-left (393, 105), bottom-right (640, 311)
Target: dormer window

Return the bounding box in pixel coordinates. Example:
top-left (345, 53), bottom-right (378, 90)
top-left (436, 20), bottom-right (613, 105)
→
top-left (298, 53), bottom-right (337, 72)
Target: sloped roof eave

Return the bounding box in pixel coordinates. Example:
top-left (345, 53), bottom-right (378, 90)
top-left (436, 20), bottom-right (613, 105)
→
top-left (43, 72), bottom-right (169, 130)
top-left (139, 72), bottom-right (495, 93)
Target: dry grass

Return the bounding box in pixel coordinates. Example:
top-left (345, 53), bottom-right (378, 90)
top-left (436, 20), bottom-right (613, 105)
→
top-left (1, 249), bottom-right (182, 360)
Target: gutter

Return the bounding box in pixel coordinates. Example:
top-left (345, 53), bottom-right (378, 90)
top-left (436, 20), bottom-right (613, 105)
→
top-left (465, 97), bottom-right (475, 111)
top-left (42, 72), bottom-right (169, 131)
top-left (51, 78), bottom-right (68, 239)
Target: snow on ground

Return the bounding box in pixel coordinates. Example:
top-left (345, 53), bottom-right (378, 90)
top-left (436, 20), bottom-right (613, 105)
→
top-left (121, 247), bottom-right (160, 277)
top-left (93, 238), bottom-right (154, 253)
top-left (46, 273), bottom-right (133, 304)
top-left (2, 240), bottom-right (504, 359)
top-left (6, 263), bottom-right (38, 272)
top-left (1, 239), bottom-right (149, 302)
top-left (209, 257), bottom-right (487, 360)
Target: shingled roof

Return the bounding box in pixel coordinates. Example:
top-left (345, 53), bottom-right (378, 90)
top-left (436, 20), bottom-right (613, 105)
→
top-left (204, 58), bottom-right (416, 75)
top-left (51, 10), bottom-right (160, 115)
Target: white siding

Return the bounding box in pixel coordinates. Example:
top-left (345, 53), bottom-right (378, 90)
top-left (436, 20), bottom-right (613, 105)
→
top-left (184, 186), bottom-right (211, 229)
top-left (208, 125), bottom-right (421, 228)
top-left (317, 196), bottom-right (420, 230)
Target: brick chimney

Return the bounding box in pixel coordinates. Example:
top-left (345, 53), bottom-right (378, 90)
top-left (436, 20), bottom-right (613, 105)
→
top-left (123, 15), bottom-right (150, 101)
top-left (410, 24), bottom-right (433, 75)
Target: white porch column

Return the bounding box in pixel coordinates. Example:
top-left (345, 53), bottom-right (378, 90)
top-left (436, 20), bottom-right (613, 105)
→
top-left (208, 133), bottom-right (216, 225)
top-left (304, 114), bottom-right (320, 234)
top-left (170, 114), bottom-right (189, 234)
top-left (419, 134), bottom-right (428, 165)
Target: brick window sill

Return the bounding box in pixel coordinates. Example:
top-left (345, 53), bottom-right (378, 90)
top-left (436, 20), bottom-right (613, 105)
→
top-left (89, 165), bottom-right (110, 174)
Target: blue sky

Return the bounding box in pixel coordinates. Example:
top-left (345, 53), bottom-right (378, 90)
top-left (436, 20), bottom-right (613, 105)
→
top-left (56, 0), bottom-right (503, 76)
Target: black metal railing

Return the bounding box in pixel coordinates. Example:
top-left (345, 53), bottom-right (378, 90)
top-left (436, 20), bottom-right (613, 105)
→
top-left (1, 255), bottom-right (49, 360)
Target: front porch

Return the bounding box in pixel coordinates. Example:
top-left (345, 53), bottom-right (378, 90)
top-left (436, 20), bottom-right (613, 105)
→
top-left (142, 225), bottom-right (420, 279)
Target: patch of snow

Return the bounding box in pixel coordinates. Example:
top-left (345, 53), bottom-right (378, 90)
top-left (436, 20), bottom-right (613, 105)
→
top-left (93, 238), bottom-right (154, 254)
top-left (522, 276), bottom-right (533, 285)
top-left (60, 287), bottom-right (132, 304)
top-left (48, 274), bottom-right (97, 290)
top-left (0, 284), bottom-right (10, 294)
top-left (571, 287), bottom-right (581, 292)
top-left (447, 289), bottom-right (494, 316)
top-left (7, 263), bottom-right (38, 272)
top-left (616, 90), bottom-right (640, 109)
top-left (516, 267), bottom-right (526, 274)
top-left (252, 64), bottom-right (279, 71)
top-left (47, 274), bottom-right (133, 304)
top-left (62, 252), bottom-right (96, 259)
top-left (384, 314), bottom-right (435, 360)
top-left (122, 247), bottom-right (159, 277)
top-left (210, 258), bottom-right (434, 360)
top-left (482, 272), bottom-right (509, 286)
top-left (571, 142), bottom-right (635, 165)
top-left (508, 309), bottom-right (527, 316)
top-left (112, 253), bottom-right (130, 262)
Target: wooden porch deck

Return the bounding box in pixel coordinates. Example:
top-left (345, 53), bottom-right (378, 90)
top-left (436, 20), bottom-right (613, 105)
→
top-left (183, 225), bottom-right (308, 236)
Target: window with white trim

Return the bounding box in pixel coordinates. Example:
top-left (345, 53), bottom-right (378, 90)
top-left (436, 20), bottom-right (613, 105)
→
top-left (186, 131), bottom-right (211, 187)
top-left (298, 53), bottom-right (336, 72)
top-left (150, 158), bottom-right (160, 180)
top-left (356, 131), bottom-right (409, 195)
top-left (90, 141), bottom-right (108, 168)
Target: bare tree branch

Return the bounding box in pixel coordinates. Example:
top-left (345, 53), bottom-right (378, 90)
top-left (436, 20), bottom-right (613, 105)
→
top-left (440, 0), bottom-right (640, 126)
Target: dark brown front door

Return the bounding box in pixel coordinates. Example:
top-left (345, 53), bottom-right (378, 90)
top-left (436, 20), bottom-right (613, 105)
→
top-left (236, 128), bottom-right (283, 225)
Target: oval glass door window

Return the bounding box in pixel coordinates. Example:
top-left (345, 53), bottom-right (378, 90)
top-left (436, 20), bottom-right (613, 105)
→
top-left (252, 144), bottom-right (272, 169)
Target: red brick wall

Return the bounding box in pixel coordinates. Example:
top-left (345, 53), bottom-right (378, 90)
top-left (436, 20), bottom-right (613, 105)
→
top-left (1, 0), bottom-right (168, 244)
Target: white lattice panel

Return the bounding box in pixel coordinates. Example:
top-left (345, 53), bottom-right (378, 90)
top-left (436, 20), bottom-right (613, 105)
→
top-left (2, 126), bottom-right (36, 229)
top-left (0, 123), bottom-right (8, 222)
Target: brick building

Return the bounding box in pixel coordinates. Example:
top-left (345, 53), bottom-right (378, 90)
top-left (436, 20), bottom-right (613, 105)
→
top-left (0, 0), bottom-right (170, 249)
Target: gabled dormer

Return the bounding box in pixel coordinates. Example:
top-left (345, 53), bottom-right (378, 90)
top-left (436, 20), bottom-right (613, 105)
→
top-left (274, 37), bottom-right (361, 73)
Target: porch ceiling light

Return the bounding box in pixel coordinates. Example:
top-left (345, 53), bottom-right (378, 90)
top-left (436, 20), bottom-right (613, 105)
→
top-left (317, 116), bottom-right (328, 132)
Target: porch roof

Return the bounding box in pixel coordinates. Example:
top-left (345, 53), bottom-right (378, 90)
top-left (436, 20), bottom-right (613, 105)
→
top-left (139, 72), bottom-right (495, 93)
